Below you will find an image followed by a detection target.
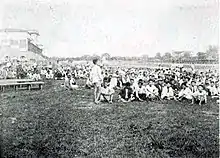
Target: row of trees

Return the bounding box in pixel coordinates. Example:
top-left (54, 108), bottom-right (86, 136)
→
top-left (152, 45), bottom-right (218, 63)
top-left (52, 45), bottom-right (219, 64)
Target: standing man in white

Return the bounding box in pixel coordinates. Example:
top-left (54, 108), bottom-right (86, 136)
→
top-left (90, 58), bottom-right (103, 104)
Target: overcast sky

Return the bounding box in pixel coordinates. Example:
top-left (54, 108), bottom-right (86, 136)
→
top-left (0, 0), bottom-right (218, 57)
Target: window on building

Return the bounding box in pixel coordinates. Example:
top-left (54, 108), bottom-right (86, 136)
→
top-left (10, 39), bottom-right (18, 45)
top-left (1, 39), bottom-right (9, 46)
top-left (19, 39), bottom-right (27, 49)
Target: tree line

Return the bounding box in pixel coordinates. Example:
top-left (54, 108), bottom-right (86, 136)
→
top-left (51, 45), bottom-right (219, 64)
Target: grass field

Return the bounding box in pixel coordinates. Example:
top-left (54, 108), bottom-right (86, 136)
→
top-left (0, 80), bottom-right (219, 157)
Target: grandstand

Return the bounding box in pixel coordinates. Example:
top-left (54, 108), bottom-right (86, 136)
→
top-left (0, 28), bottom-right (48, 62)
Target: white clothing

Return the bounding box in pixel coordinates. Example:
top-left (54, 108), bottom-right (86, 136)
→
top-left (32, 73), bottom-right (41, 81)
top-left (64, 75), bottom-right (70, 87)
top-left (178, 87), bottom-right (193, 99)
top-left (101, 86), bottom-right (115, 95)
top-left (110, 77), bottom-right (118, 88)
top-left (193, 90), bottom-right (207, 101)
top-left (90, 65), bottom-right (102, 84)
top-left (131, 83), bottom-right (138, 92)
top-left (208, 86), bottom-right (218, 96)
top-left (146, 85), bottom-right (159, 96)
top-left (40, 70), bottom-right (47, 75)
top-left (136, 86), bottom-right (146, 94)
top-left (191, 86), bottom-right (198, 94)
top-left (161, 86), bottom-right (174, 99)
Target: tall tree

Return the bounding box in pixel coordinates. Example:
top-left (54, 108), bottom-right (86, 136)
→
top-left (172, 51), bottom-right (185, 62)
top-left (155, 52), bottom-right (162, 60)
top-left (182, 51), bottom-right (192, 60)
top-left (101, 53), bottom-right (111, 60)
top-left (163, 52), bottom-right (172, 61)
top-left (206, 45), bottom-right (219, 60)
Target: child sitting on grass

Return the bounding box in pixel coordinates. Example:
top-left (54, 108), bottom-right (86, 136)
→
top-left (207, 81), bottom-right (218, 98)
top-left (130, 78), bottom-right (138, 92)
top-left (69, 75), bottom-right (78, 90)
top-left (146, 79), bottom-right (159, 101)
top-left (85, 73), bottom-right (93, 89)
top-left (192, 85), bottom-right (207, 105)
top-left (134, 80), bottom-right (146, 101)
top-left (161, 82), bottom-right (175, 100)
top-left (190, 80), bottom-right (198, 94)
top-left (32, 68), bottom-right (41, 81)
top-left (119, 82), bottom-right (134, 103)
top-left (64, 73), bottom-right (79, 90)
top-left (177, 83), bottom-right (193, 102)
top-left (100, 77), bottom-right (115, 103)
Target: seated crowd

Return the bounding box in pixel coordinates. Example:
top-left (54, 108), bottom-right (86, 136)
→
top-left (0, 60), bottom-right (219, 106)
top-left (0, 61), bottom-right (90, 81)
top-left (0, 62), bottom-right (54, 80)
top-left (86, 65), bottom-right (219, 105)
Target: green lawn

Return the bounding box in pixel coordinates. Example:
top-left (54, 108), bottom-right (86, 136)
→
top-left (0, 80), bottom-right (219, 157)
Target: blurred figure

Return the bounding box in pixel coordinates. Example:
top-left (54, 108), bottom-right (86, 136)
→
top-left (90, 58), bottom-right (103, 104)
top-left (100, 77), bottom-right (115, 103)
top-left (192, 85), bottom-right (207, 105)
top-left (161, 82), bottom-right (175, 100)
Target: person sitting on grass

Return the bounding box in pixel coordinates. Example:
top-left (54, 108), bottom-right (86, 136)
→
top-left (122, 73), bottom-right (131, 86)
top-left (133, 80), bottom-right (146, 101)
top-left (32, 68), bottom-right (41, 81)
top-left (207, 81), bottom-right (218, 98)
top-left (40, 67), bottom-right (47, 80)
top-left (161, 82), bottom-right (175, 100)
top-left (46, 68), bottom-right (54, 79)
top-left (192, 85), bottom-right (207, 106)
top-left (170, 78), bottom-right (180, 92)
top-left (69, 74), bottom-right (79, 90)
top-left (119, 82), bottom-right (135, 103)
top-left (85, 73), bottom-right (93, 89)
top-left (130, 78), bottom-right (138, 92)
top-left (100, 77), bottom-right (115, 104)
top-left (177, 83), bottom-right (193, 102)
top-left (146, 79), bottom-right (159, 101)
top-left (116, 75), bottom-right (123, 89)
top-left (190, 80), bottom-right (198, 94)
top-left (109, 71), bottom-right (119, 89)
top-left (27, 70), bottom-right (33, 79)
top-left (54, 68), bottom-right (63, 80)
top-left (155, 79), bottom-right (163, 97)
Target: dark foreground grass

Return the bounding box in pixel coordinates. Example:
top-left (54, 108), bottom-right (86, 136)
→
top-left (0, 80), bottom-right (219, 157)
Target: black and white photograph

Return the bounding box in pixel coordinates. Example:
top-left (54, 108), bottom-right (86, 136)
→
top-left (0, 0), bottom-right (219, 157)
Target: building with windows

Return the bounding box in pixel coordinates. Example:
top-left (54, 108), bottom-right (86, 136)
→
top-left (0, 28), bottom-right (47, 62)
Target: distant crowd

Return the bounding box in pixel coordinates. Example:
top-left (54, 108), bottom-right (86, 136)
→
top-left (0, 58), bottom-right (219, 105)
top-left (0, 60), bottom-right (89, 81)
